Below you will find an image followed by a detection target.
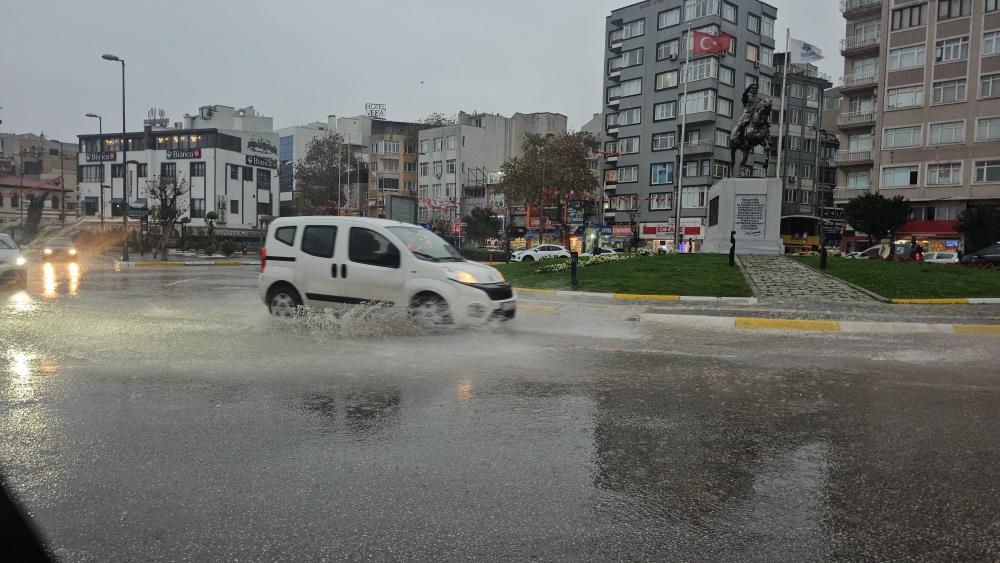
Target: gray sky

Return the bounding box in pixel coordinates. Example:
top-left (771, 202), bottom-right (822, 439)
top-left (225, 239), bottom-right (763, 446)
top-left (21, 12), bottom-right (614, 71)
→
top-left (1, 0), bottom-right (842, 143)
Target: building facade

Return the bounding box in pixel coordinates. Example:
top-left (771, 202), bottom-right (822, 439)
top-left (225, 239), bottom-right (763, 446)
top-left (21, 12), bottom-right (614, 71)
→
top-left (602, 0), bottom-right (778, 250)
top-left (276, 118), bottom-right (335, 216)
top-left (76, 105), bottom-right (280, 230)
top-left (0, 132), bottom-right (79, 226)
top-left (834, 0), bottom-right (1000, 252)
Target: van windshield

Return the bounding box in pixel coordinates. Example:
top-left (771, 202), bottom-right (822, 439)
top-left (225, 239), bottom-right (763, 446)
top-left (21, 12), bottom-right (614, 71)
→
top-left (386, 226), bottom-right (464, 262)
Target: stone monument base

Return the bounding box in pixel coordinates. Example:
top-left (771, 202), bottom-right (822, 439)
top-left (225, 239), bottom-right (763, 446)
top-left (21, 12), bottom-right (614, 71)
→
top-left (702, 177), bottom-right (783, 255)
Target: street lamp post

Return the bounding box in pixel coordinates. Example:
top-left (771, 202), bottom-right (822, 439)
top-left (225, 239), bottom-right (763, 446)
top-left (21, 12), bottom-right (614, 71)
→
top-left (85, 113), bottom-right (103, 226)
top-left (102, 53), bottom-right (128, 261)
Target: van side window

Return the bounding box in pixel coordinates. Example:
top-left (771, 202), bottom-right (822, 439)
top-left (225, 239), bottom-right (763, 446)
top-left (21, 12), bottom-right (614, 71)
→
top-left (301, 226), bottom-right (337, 258)
top-left (274, 226), bottom-right (296, 246)
top-left (349, 227), bottom-right (400, 268)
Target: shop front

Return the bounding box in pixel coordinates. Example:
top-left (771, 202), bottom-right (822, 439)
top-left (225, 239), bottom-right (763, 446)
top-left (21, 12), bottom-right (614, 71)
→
top-left (895, 219), bottom-right (961, 253)
top-left (639, 219), bottom-right (705, 252)
top-left (598, 224), bottom-right (635, 250)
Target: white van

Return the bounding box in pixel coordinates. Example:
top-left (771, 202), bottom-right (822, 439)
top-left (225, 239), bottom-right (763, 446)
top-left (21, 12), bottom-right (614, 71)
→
top-left (258, 217), bottom-right (516, 325)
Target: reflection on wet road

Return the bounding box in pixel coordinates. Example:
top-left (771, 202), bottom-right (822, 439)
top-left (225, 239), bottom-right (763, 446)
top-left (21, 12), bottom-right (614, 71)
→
top-left (1, 264), bottom-right (998, 560)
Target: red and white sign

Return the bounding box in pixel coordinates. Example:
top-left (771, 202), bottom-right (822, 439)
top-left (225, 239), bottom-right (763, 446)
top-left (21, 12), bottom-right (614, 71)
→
top-left (692, 32), bottom-right (734, 56)
top-left (640, 220), bottom-right (703, 239)
top-left (612, 224), bottom-right (632, 237)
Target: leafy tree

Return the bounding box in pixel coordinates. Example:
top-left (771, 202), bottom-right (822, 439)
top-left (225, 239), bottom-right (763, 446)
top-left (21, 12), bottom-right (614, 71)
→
top-left (147, 175), bottom-right (190, 261)
top-left (495, 132), bottom-right (600, 249)
top-left (24, 193), bottom-right (49, 237)
top-left (417, 112), bottom-right (458, 127)
top-left (843, 193), bottom-right (912, 255)
top-left (956, 205), bottom-right (1000, 253)
top-left (463, 207), bottom-right (502, 244)
top-left (883, 195), bottom-right (913, 256)
top-left (294, 133), bottom-right (351, 215)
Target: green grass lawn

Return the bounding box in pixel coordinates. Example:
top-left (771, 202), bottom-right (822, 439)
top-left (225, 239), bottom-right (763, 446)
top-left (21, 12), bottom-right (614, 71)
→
top-left (496, 254), bottom-right (753, 297)
top-left (793, 256), bottom-right (1000, 298)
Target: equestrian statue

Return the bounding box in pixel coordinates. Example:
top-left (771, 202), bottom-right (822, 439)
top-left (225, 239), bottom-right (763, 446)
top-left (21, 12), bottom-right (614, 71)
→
top-left (729, 83), bottom-right (772, 177)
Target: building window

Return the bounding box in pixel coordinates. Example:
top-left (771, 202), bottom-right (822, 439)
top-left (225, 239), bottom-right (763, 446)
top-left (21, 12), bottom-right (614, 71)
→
top-left (746, 43), bottom-right (759, 63)
top-left (801, 164), bottom-right (813, 179)
top-left (683, 57), bottom-right (718, 83)
top-left (419, 162), bottom-right (429, 176)
top-left (848, 169), bottom-right (871, 189)
top-left (762, 15), bottom-right (774, 39)
top-left (976, 117), bottom-right (1000, 141)
top-left (617, 107), bottom-right (641, 126)
top-left (230, 165), bottom-right (238, 180)
top-left (984, 31), bottom-right (1000, 56)
top-left (927, 163), bottom-right (962, 185)
top-left (883, 126), bottom-right (923, 148)
top-left (975, 160), bottom-right (1000, 182)
top-left (681, 89), bottom-right (716, 115)
top-left (701, 159), bottom-right (711, 176)
top-left (652, 132), bottom-right (676, 151)
top-left (610, 47), bottom-right (644, 71)
top-left (79, 165), bottom-right (103, 182)
top-left (161, 163), bottom-right (177, 179)
top-left (655, 70), bottom-right (678, 90)
top-left (111, 164), bottom-right (124, 178)
top-left (617, 165), bottom-right (639, 183)
top-left (989, 0), bottom-right (1000, 12)
top-left (190, 198), bottom-right (206, 218)
top-left (684, 0), bottom-right (720, 21)
top-left (715, 129), bottom-right (730, 148)
top-left (431, 183), bottom-right (441, 198)
top-left (446, 159), bottom-right (457, 173)
top-left (929, 121), bottom-right (966, 144)
top-left (658, 8), bottom-right (681, 28)
top-left (433, 137), bottom-right (443, 151)
top-left (618, 137), bottom-right (640, 154)
top-left (848, 133), bottom-right (873, 151)
top-left (656, 39), bottom-right (680, 61)
top-left (653, 101), bottom-right (676, 121)
top-left (378, 178), bottom-right (400, 192)
top-left (789, 109), bottom-right (801, 124)
top-left (608, 78), bottom-right (642, 100)
top-left (433, 161), bottom-right (443, 175)
top-left (937, 0), bottom-right (971, 20)
top-left (789, 83), bottom-right (804, 98)
top-left (982, 73), bottom-right (1000, 98)
top-left (717, 97), bottom-right (733, 117)
top-left (681, 186), bottom-right (708, 208)
top-left (404, 181), bottom-right (416, 192)
top-left (190, 162), bottom-right (206, 177)
top-left (650, 163), bottom-right (674, 185)
top-left (889, 45), bottom-right (925, 70)
top-left (886, 85), bottom-right (924, 109)
top-left (935, 37), bottom-right (969, 62)
top-left (805, 111), bottom-right (818, 127)
top-left (404, 162), bottom-right (417, 172)
top-left (609, 19), bottom-right (644, 44)
top-left (719, 65), bottom-right (735, 86)
top-left (257, 169), bottom-right (271, 190)
top-left (230, 200), bottom-right (239, 214)
top-left (683, 160), bottom-right (699, 177)
top-left (446, 136), bottom-right (456, 150)
top-left (788, 136), bottom-right (801, 150)
top-left (722, 2), bottom-right (737, 23)
top-left (850, 94), bottom-right (876, 113)
top-left (891, 5), bottom-right (925, 30)
top-left (747, 13), bottom-right (761, 33)
top-left (419, 139), bottom-right (428, 153)
top-left (760, 46), bottom-right (773, 68)
top-left (933, 79), bottom-right (967, 104)
top-left (882, 165), bottom-right (920, 187)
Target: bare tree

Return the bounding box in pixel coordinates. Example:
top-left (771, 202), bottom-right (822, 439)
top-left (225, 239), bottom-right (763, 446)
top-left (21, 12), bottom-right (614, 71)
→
top-left (146, 174), bottom-right (190, 261)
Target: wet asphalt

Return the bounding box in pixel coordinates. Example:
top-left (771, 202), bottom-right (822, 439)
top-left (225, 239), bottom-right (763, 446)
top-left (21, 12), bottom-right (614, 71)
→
top-left (1, 256), bottom-right (999, 561)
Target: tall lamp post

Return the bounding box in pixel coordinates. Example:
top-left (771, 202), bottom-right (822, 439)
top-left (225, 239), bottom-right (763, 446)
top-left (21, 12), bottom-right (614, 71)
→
top-left (85, 113), bottom-right (103, 226)
top-left (102, 53), bottom-right (129, 261)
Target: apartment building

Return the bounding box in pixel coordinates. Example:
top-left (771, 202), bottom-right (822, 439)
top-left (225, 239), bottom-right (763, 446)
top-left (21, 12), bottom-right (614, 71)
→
top-left (602, 0), bottom-right (778, 251)
top-left (0, 132), bottom-right (79, 225)
top-left (76, 105), bottom-right (280, 230)
top-left (834, 0), bottom-right (1000, 252)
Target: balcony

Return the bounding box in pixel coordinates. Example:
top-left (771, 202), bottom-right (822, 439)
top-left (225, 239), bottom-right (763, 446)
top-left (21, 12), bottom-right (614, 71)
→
top-left (680, 139), bottom-right (716, 154)
top-left (833, 186), bottom-right (872, 200)
top-left (608, 67), bottom-right (621, 81)
top-left (840, 33), bottom-right (880, 55)
top-left (837, 110), bottom-right (876, 128)
top-left (609, 37), bottom-right (623, 52)
top-left (774, 65), bottom-right (832, 83)
top-left (607, 96), bottom-right (620, 108)
top-left (840, 0), bottom-right (881, 18)
top-left (605, 152), bottom-right (619, 163)
top-left (606, 125), bottom-right (620, 137)
top-left (835, 149), bottom-right (874, 164)
top-left (839, 73), bottom-right (878, 91)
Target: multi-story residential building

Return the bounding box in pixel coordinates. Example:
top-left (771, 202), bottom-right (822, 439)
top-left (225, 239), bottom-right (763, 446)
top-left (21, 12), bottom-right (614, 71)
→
top-left (602, 0), bottom-right (778, 251)
top-left (835, 0), bottom-right (1000, 252)
top-left (335, 116), bottom-right (425, 222)
top-left (276, 118), bottom-right (335, 217)
top-left (770, 52), bottom-right (834, 247)
top-left (76, 105), bottom-right (280, 230)
top-left (416, 111), bottom-right (567, 236)
top-left (0, 132), bottom-right (79, 225)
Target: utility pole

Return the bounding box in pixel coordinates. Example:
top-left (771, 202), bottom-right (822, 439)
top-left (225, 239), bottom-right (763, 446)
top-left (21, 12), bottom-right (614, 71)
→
top-left (102, 53), bottom-right (129, 261)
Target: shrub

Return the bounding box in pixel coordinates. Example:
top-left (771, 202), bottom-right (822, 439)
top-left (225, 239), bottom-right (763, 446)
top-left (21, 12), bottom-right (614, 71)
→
top-left (204, 242), bottom-right (218, 256)
top-left (220, 239), bottom-right (237, 257)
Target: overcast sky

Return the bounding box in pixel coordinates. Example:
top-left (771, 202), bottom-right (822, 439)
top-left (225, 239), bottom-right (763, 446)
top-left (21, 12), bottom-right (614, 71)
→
top-left (1, 0), bottom-right (842, 143)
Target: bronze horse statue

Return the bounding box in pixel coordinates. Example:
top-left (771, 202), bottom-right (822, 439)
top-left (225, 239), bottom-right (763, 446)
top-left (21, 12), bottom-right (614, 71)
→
top-left (729, 84), bottom-right (772, 177)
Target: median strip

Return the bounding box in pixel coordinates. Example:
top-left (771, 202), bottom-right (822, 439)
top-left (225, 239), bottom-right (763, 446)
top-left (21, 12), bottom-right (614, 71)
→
top-left (119, 260), bottom-right (260, 269)
top-left (512, 287), bottom-right (757, 303)
top-left (639, 313), bottom-right (1000, 336)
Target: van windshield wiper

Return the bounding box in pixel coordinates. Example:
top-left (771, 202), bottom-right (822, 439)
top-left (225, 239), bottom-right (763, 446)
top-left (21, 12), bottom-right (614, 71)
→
top-left (411, 251), bottom-right (441, 262)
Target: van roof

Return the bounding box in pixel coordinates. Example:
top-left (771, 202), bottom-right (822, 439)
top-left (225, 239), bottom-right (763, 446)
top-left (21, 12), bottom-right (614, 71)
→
top-left (269, 216), bottom-right (417, 228)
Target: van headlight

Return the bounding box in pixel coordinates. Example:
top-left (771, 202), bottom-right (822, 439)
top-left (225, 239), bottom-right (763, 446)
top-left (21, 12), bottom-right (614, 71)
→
top-left (495, 271), bottom-right (505, 282)
top-left (15, 256), bottom-right (27, 266)
top-left (44, 248), bottom-right (53, 255)
top-left (445, 268), bottom-right (479, 284)
top-left (69, 248), bottom-right (77, 255)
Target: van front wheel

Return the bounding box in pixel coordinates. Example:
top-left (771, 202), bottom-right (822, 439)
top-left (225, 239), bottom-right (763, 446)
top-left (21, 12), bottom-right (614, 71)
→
top-left (267, 284), bottom-right (303, 316)
top-left (410, 293), bottom-right (452, 327)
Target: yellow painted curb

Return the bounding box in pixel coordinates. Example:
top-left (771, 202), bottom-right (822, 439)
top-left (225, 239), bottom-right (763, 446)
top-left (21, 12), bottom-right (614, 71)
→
top-left (612, 293), bottom-right (681, 301)
top-left (891, 298), bottom-right (970, 304)
top-left (953, 324), bottom-right (1000, 335)
top-left (735, 317), bottom-right (841, 332)
top-left (135, 262), bottom-right (185, 268)
top-left (513, 287), bottom-right (557, 295)
top-left (212, 260), bottom-right (245, 266)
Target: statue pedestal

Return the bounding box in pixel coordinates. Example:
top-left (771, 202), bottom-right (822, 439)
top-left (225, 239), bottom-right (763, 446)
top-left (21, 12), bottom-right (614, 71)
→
top-left (702, 178), bottom-right (783, 255)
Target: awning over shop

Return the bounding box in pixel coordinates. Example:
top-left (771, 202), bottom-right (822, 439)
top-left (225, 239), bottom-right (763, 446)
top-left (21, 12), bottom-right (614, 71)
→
top-left (897, 220), bottom-right (958, 237)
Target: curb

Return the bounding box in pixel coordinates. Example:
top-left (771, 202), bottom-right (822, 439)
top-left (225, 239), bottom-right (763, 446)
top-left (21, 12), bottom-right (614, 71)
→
top-left (890, 298), bottom-right (1000, 304)
top-left (639, 312), bottom-right (1000, 336)
top-left (117, 260), bottom-right (260, 269)
top-left (513, 287), bottom-right (757, 304)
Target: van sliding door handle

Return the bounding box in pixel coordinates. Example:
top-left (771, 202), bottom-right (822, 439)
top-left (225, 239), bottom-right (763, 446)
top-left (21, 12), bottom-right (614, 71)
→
top-left (341, 264), bottom-right (347, 278)
top-left (331, 264), bottom-right (338, 278)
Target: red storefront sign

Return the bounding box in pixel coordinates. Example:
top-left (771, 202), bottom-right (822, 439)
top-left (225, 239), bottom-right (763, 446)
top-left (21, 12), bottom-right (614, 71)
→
top-left (897, 220), bottom-right (958, 237)
top-left (612, 224), bottom-right (632, 237)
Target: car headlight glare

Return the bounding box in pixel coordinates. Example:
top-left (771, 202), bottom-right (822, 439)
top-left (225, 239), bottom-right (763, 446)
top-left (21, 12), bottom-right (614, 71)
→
top-left (69, 248), bottom-right (77, 255)
top-left (44, 248), bottom-right (53, 254)
top-left (15, 256), bottom-right (27, 266)
top-left (446, 269), bottom-right (479, 284)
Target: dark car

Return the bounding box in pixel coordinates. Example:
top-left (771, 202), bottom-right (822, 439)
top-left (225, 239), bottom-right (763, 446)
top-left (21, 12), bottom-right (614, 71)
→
top-left (42, 237), bottom-right (79, 262)
top-left (960, 243), bottom-right (1000, 266)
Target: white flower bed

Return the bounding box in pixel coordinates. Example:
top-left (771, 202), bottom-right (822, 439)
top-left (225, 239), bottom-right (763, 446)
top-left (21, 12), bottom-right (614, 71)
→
top-left (535, 251), bottom-right (645, 273)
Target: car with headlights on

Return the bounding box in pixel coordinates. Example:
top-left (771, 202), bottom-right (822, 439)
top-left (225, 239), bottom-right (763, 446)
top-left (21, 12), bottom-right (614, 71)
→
top-left (0, 234), bottom-right (28, 288)
top-left (259, 217), bottom-right (515, 325)
top-left (42, 237), bottom-right (78, 262)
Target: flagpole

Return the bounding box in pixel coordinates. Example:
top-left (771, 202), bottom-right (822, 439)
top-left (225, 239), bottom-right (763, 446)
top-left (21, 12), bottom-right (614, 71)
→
top-left (776, 28), bottom-right (790, 182)
top-left (674, 24), bottom-right (692, 252)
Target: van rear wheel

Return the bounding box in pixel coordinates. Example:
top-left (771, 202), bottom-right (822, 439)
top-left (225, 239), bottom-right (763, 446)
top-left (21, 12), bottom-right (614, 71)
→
top-left (267, 284), bottom-right (302, 316)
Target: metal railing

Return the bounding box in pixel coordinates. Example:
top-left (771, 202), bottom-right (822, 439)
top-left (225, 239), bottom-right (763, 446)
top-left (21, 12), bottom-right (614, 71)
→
top-left (774, 65), bottom-right (832, 83)
top-left (683, 139), bottom-right (715, 151)
top-left (833, 186), bottom-right (872, 199)
top-left (835, 149), bottom-right (874, 162)
top-left (837, 110), bottom-right (876, 126)
top-left (841, 33), bottom-right (880, 52)
top-left (840, 73), bottom-right (878, 88)
top-left (840, 0), bottom-right (881, 15)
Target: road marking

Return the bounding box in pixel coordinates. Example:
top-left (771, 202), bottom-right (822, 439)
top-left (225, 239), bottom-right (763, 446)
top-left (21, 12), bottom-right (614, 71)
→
top-left (734, 317), bottom-right (841, 332)
top-left (514, 287), bottom-right (557, 295)
top-left (953, 324), bottom-right (1000, 335)
top-left (613, 293), bottom-right (681, 301)
top-left (164, 278), bottom-right (198, 287)
top-left (519, 304), bottom-right (558, 314)
top-left (891, 298), bottom-right (970, 304)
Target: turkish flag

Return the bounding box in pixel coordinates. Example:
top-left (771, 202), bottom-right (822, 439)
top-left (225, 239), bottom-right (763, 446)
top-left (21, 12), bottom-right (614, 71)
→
top-left (692, 31), bottom-right (733, 56)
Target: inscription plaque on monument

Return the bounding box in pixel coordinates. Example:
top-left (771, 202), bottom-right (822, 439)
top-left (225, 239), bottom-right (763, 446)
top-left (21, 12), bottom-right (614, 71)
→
top-left (734, 195), bottom-right (766, 239)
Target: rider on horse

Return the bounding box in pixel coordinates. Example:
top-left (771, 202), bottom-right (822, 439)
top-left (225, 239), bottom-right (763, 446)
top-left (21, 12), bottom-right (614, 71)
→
top-left (729, 83), bottom-right (773, 176)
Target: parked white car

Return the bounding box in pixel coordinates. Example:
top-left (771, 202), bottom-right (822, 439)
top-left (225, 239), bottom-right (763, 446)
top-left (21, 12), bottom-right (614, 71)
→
top-left (922, 251), bottom-right (959, 264)
top-left (259, 217), bottom-right (515, 325)
top-left (579, 247), bottom-right (620, 258)
top-left (844, 245), bottom-right (885, 259)
top-left (0, 234), bottom-right (28, 288)
top-left (509, 244), bottom-right (571, 262)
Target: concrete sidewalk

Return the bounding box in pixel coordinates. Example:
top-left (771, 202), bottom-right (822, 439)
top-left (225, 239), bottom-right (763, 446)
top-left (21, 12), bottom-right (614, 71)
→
top-left (639, 312), bottom-right (1000, 336)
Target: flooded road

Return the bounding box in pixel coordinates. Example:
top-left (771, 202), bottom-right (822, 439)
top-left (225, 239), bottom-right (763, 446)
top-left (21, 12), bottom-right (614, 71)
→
top-left (1, 262), bottom-right (998, 560)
